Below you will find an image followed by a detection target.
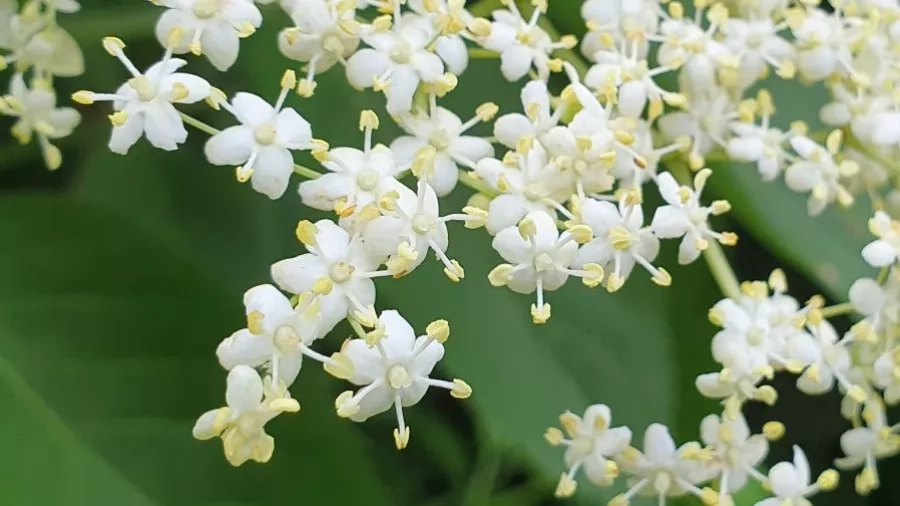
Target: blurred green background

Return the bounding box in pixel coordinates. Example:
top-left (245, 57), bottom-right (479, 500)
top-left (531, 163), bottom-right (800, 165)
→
top-left (0, 0), bottom-right (897, 505)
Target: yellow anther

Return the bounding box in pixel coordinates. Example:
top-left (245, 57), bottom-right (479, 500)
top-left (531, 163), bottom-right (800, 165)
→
top-left (817, 469), bottom-right (839, 491)
top-left (393, 427), bottom-right (411, 450)
top-left (501, 151), bottom-right (519, 167)
top-left (312, 276), bottom-right (333, 295)
top-left (688, 152), bottom-right (705, 171)
top-left (269, 397), bottom-right (301, 413)
top-left (652, 267), bottom-right (672, 287)
top-left (710, 200), bottom-right (731, 215)
top-left (379, 190), bottom-right (400, 211)
top-left (606, 273), bottom-right (625, 293)
top-left (582, 263), bottom-right (605, 288)
top-left (295, 220), bottom-right (319, 246)
top-left (544, 427), bottom-right (564, 446)
top-left (371, 14), bottom-right (393, 32)
top-left (476, 102), bottom-right (499, 121)
top-left (43, 143), bottom-right (62, 171)
top-left (826, 129), bottom-right (843, 155)
top-left (763, 421), bottom-right (785, 440)
top-left (719, 232), bottom-right (738, 246)
top-left (554, 473), bottom-right (577, 498)
top-left (848, 385), bottom-right (868, 403)
top-left (756, 385), bottom-right (778, 405)
top-left (280, 69), bottom-right (297, 90)
top-left (531, 303), bottom-right (551, 324)
top-left (668, 1), bottom-right (684, 18)
top-left (322, 352), bottom-right (355, 380)
top-left (609, 226), bottom-right (633, 250)
top-left (547, 58), bottom-right (564, 73)
top-left (608, 494), bottom-right (630, 506)
top-left (170, 82), bottom-right (190, 102)
top-left (71, 90), bottom-right (95, 105)
top-left (614, 130), bottom-right (635, 145)
top-left (450, 378), bottom-right (472, 399)
top-left (247, 310), bottom-right (265, 334)
top-left (365, 325), bottom-right (386, 347)
top-left (567, 224), bottom-right (593, 244)
top-left (353, 305), bottom-right (378, 328)
top-left (108, 110), bottom-right (129, 127)
top-left (708, 308), bottom-right (724, 327)
top-left (467, 18), bottom-right (492, 37)
top-left (516, 135), bottom-right (535, 154)
top-left (426, 319), bottom-right (450, 343)
top-left (462, 206), bottom-right (488, 229)
top-left (700, 487), bottom-right (720, 505)
top-left (488, 264), bottom-right (514, 287)
top-left (518, 217), bottom-right (537, 239)
top-left (359, 110), bottom-right (380, 131)
top-left (205, 87), bottom-right (227, 110)
top-left (335, 391), bottom-right (360, 418)
top-left (102, 36), bottom-right (126, 55)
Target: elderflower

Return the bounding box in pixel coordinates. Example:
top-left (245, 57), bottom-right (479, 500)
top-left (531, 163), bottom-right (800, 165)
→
top-left (193, 365), bottom-right (300, 466)
top-left (699, 412), bottom-right (771, 496)
top-left (650, 169), bottom-right (736, 265)
top-left (204, 72), bottom-right (315, 199)
top-left (489, 210), bottom-right (601, 323)
top-left (546, 404), bottom-right (632, 498)
top-left (492, 79), bottom-right (563, 150)
top-left (1, 73), bottom-right (80, 169)
top-left (334, 310), bottom-right (471, 449)
top-left (754, 446), bottom-right (838, 506)
top-left (153, 0), bottom-right (262, 71)
top-left (216, 284), bottom-right (326, 387)
top-left (391, 98), bottom-right (496, 196)
top-left (574, 194), bottom-right (668, 292)
top-left (862, 211), bottom-right (900, 268)
top-left (835, 400), bottom-right (900, 494)
top-left (785, 132), bottom-right (857, 216)
top-left (71, 37), bottom-right (211, 154)
top-left (271, 219), bottom-right (385, 331)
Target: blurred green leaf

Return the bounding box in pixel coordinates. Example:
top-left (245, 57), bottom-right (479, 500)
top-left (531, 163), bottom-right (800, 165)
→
top-left (0, 196), bottom-right (400, 505)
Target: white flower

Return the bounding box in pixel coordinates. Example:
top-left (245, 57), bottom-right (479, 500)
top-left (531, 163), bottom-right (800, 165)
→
top-left (278, 0), bottom-right (360, 94)
top-left (658, 90), bottom-right (736, 167)
top-left (611, 120), bottom-right (682, 189)
top-left (335, 310), bottom-right (470, 449)
top-left (362, 165), bottom-right (481, 279)
top-left (1, 73), bottom-right (80, 169)
top-left (862, 211), bottom-right (900, 267)
top-left (657, 9), bottom-right (734, 93)
top-left (574, 196), bottom-right (667, 292)
top-left (849, 273), bottom-right (900, 339)
top-left (695, 343), bottom-right (771, 415)
top-left (584, 46), bottom-right (681, 119)
top-left (154, 0), bottom-right (262, 71)
top-left (786, 132), bottom-right (858, 215)
top-left (699, 412), bottom-right (769, 494)
top-left (489, 210), bottom-right (602, 323)
top-left (71, 38), bottom-right (210, 155)
top-left (271, 219), bottom-right (387, 331)
top-left (474, 143), bottom-right (564, 234)
top-left (215, 284), bottom-right (326, 387)
top-left (493, 79), bottom-right (563, 150)
top-left (345, 14), bottom-right (447, 115)
top-left (579, 0), bottom-right (658, 60)
top-left (205, 79), bottom-right (314, 199)
top-left (405, 0), bottom-right (470, 75)
top-left (614, 424), bottom-right (710, 504)
top-left (873, 349), bottom-right (900, 404)
top-left (391, 99), bottom-right (495, 196)
top-left (548, 404), bottom-right (632, 497)
top-left (754, 446), bottom-right (836, 506)
top-left (727, 120), bottom-right (791, 182)
top-left (720, 16), bottom-right (794, 89)
top-left (796, 320), bottom-right (863, 401)
top-left (650, 170), bottom-right (735, 265)
top-left (835, 400), bottom-right (900, 494)
top-left (479, 1), bottom-right (570, 81)
top-left (791, 7), bottom-right (859, 82)
top-left (299, 110), bottom-right (405, 216)
top-left (0, 8), bottom-right (84, 77)
top-left (192, 365), bottom-right (300, 466)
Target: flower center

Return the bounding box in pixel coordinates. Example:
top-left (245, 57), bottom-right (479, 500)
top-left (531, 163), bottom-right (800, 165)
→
top-left (128, 76), bottom-right (158, 102)
top-left (412, 213), bottom-right (435, 234)
top-left (387, 364), bottom-right (413, 389)
top-left (523, 182), bottom-right (546, 201)
top-left (533, 252), bottom-right (554, 272)
top-left (274, 325), bottom-right (301, 354)
top-left (329, 261), bottom-right (355, 283)
top-left (746, 327), bottom-right (766, 346)
top-left (254, 124), bottom-right (277, 145)
top-left (355, 168), bottom-right (380, 191)
top-left (390, 40), bottom-right (413, 63)
top-left (609, 226), bottom-right (633, 250)
top-left (192, 0), bottom-right (219, 19)
top-left (429, 130), bottom-right (451, 151)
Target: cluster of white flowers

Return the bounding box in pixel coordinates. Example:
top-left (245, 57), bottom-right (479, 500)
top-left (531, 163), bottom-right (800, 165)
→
top-left (28, 0), bottom-right (900, 502)
top-left (0, 0), bottom-right (83, 169)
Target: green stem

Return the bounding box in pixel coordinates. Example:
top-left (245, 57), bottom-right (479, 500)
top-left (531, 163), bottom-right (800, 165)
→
top-left (468, 48), bottom-right (500, 59)
top-left (349, 318), bottom-right (368, 340)
top-left (668, 161), bottom-right (742, 299)
top-left (178, 111), bottom-right (322, 180)
top-left (821, 302), bottom-right (855, 318)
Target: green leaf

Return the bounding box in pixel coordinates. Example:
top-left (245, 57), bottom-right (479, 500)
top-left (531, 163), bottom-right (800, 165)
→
top-left (0, 195), bottom-right (401, 505)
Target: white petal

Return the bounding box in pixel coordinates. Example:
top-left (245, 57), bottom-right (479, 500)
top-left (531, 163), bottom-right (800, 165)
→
top-left (861, 239), bottom-right (896, 268)
top-left (849, 278), bottom-right (885, 315)
top-left (450, 136), bottom-right (494, 166)
top-left (225, 365), bottom-right (264, 412)
top-left (784, 162), bottom-right (821, 192)
top-left (271, 254), bottom-right (328, 294)
top-left (650, 206), bottom-right (690, 239)
top-left (492, 226), bottom-right (533, 264)
top-left (379, 310), bottom-right (417, 358)
top-left (205, 126), bottom-right (254, 166)
top-left (677, 234), bottom-right (702, 264)
top-left (243, 284), bottom-right (293, 329)
top-left (200, 25), bottom-right (240, 71)
top-left (385, 64), bottom-right (419, 115)
top-left (486, 193), bottom-right (530, 234)
top-left (435, 35), bottom-right (468, 75)
top-left (349, 384), bottom-right (394, 421)
top-left (298, 173), bottom-right (354, 211)
top-left (251, 146), bottom-right (294, 199)
top-left (217, 328), bottom-right (272, 370)
top-left (493, 113), bottom-right (534, 149)
top-left (231, 92), bottom-right (275, 127)
top-left (430, 153), bottom-right (459, 196)
top-left (108, 111), bottom-right (144, 155)
top-left (193, 409), bottom-right (222, 440)
top-left (143, 103), bottom-right (187, 151)
top-left (361, 215), bottom-right (407, 259)
top-left (275, 108), bottom-right (313, 149)
top-left (642, 423), bottom-right (676, 463)
top-left (346, 49), bottom-right (390, 89)
top-left (161, 72), bottom-right (211, 104)
top-left (500, 45), bottom-right (533, 81)
top-left (579, 198), bottom-right (621, 236)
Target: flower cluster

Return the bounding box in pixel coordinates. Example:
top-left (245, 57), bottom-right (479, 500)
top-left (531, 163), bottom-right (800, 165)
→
top-left (38, 0), bottom-right (900, 503)
top-left (0, 0), bottom-right (84, 169)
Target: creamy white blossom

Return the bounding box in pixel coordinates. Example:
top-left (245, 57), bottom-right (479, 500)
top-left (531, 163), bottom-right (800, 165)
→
top-left (754, 446), bottom-right (837, 506)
